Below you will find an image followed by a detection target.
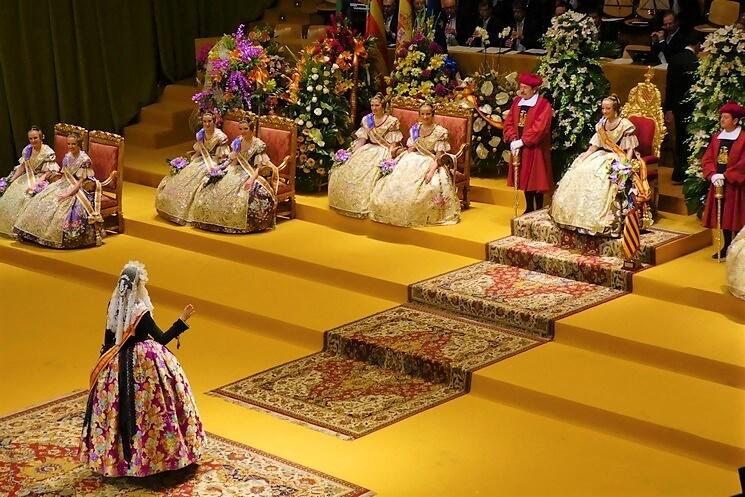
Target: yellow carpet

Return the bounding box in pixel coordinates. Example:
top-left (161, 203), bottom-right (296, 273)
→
top-left (0, 262), bottom-right (740, 496)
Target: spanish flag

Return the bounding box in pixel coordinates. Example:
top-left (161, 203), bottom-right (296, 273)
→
top-left (396, 0), bottom-right (414, 51)
top-left (366, 0), bottom-right (390, 75)
top-left (622, 208), bottom-right (641, 262)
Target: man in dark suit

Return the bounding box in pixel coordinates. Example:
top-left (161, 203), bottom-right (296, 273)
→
top-left (383, 0), bottom-right (398, 46)
top-left (466, 1), bottom-right (503, 46)
top-left (504, 1), bottom-right (540, 50)
top-left (435, 0), bottom-right (475, 47)
top-left (651, 10), bottom-right (688, 62)
top-left (665, 37), bottom-right (700, 183)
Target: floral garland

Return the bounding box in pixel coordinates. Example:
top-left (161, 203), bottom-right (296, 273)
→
top-left (683, 25), bottom-right (745, 216)
top-left (537, 11), bottom-right (609, 180)
top-left (461, 71), bottom-right (518, 175)
top-left (192, 24), bottom-right (289, 117)
top-left (289, 16), bottom-right (378, 193)
top-left (386, 16), bottom-right (458, 100)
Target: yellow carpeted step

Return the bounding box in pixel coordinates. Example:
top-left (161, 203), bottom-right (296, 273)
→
top-left (123, 122), bottom-right (193, 149)
top-left (125, 141), bottom-right (193, 187)
top-left (139, 100), bottom-right (196, 129)
top-left (0, 235), bottom-right (396, 349)
top-left (556, 292), bottom-right (745, 388)
top-left (633, 246), bottom-right (744, 320)
top-left (161, 82), bottom-right (198, 103)
top-left (2, 263), bottom-right (739, 497)
top-left (471, 342), bottom-right (745, 468)
top-left (123, 182), bottom-right (479, 301)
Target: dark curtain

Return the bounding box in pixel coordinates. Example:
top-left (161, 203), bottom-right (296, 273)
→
top-left (0, 0), bottom-right (272, 175)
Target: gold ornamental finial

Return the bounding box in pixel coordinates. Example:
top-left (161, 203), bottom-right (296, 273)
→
top-left (644, 66), bottom-right (654, 83)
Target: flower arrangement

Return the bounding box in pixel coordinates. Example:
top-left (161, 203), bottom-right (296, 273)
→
top-left (0, 176), bottom-right (8, 196)
top-left (379, 158), bottom-right (397, 176)
top-left (386, 16), bottom-right (458, 100)
top-left (333, 148), bottom-right (351, 165)
top-left (192, 24), bottom-right (289, 117)
top-left (683, 25), bottom-right (745, 216)
top-left (289, 16), bottom-right (378, 192)
top-left (167, 156), bottom-right (189, 175)
top-left (537, 11), bottom-right (609, 180)
top-left (460, 71), bottom-right (519, 175)
top-left (31, 179), bottom-right (48, 196)
top-left (472, 26), bottom-right (490, 48)
top-left (203, 165), bottom-right (227, 185)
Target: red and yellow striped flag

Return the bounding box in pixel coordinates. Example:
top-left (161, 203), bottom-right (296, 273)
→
top-left (396, 0), bottom-right (414, 51)
top-left (622, 208), bottom-right (641, 262)
top-left (366, 0), bottom-right (390, 75)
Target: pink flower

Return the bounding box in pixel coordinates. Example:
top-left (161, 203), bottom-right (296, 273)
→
top-left (435, 83), bottom-right (449, 96)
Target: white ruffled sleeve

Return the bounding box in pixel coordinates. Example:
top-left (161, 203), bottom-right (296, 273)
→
top-left (355, 125), bottom-right (369, 140)
top-left (383, 118), bottom-right (403, 145)
top-left (619, 121), bottom-right (639, 152)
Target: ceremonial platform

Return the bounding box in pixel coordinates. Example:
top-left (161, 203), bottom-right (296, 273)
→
top-left (1, 80), bottom-right (743, 496)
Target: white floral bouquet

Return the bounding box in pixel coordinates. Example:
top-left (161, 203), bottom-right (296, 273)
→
top-left (473, 26), bottom-right (490, 48)
top-left (537, 11), bottom-right (609, 180)
top-left (683, 25), bottom-right (745, 216)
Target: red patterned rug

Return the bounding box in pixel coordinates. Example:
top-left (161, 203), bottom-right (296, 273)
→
top-left (0, 392), bottom-right (372, 497)
top-left (410, 262), bottom-right (625, 338)
top-left (210, 305), bottom-right (542, 439)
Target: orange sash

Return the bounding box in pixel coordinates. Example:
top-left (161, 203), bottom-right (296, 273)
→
top-left (597, 125), bottom-right (651, 204)
top-left (88, 312), bottom-right (145, 389)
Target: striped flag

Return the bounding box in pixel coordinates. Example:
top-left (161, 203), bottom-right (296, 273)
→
top-left (622, 208), bottom-right (641, 262)
top-left (396, 0), bottom-right (414, 51)
top-left (366, 0), bottom-right (390, 75)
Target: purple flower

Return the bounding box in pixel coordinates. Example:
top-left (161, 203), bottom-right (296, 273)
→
top-left (411, 123), bottom-right (421, 141)
top-left (232, 137), bottom-right (242, 152)
top-left (334, 149), bottom-right (351, 162)
top-left (196, 128), bottom-right (206, 142)
top-left (237, 39), bottom-right (263, 62)
top-left (0, 177), bottom-right (8, 194)
top-left (235, 24), bottom-right (246, 40)
top-left (209, 58), bottom-right (229, 77)
top-left (168, 156), bottom-right (189, 174)
top-left (435, 83), bottom-right (449, 96)
top-left (32, 180), bottom-right (48, 195)
top-left (412, 33), bottom-right (425, 45)
top-left (379, 158), bottom-right (396, 175)
top-left (23, 145), bottom-right (32, 160)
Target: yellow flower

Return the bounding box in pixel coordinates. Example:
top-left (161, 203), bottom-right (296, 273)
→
top-left (430, 55), bottom-right (445, 70)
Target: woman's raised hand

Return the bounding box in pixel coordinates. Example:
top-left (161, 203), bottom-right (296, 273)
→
top-left (180, 304), bottom-right (195, 322)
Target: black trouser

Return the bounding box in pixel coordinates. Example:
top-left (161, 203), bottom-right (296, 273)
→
top-left (673, 109), bottom-right (691, 182)
top-left (524, 191), bottom-right (544, 213)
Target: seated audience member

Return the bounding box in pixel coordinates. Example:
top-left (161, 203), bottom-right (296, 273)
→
top-left (504, 2), bottom-right (539, 50)
top-left (553, 1), bottom-right (569, 17)
top-left (384, 0), bottom-right (398, 45)
top-left (436, 0), bottom-right (474, 47)
top-left (651, 10), bottom-right (687, 63)
top-left (467, 1), bottom-right (502, 46)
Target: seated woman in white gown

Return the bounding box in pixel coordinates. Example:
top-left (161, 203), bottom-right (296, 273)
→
top-left (328, 93), bottom-right (403, 218)
top-left (727, 227), bottom-right (745, 299)
top-left (550, 95), bottom-right (642, 238)
top-left (368, 102), bottom-right (460, 227)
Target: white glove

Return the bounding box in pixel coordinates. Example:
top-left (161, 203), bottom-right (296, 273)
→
top-left (711, 173), bottom-right (725, 187)
top-left (510, 139), bottom-right (524, 152)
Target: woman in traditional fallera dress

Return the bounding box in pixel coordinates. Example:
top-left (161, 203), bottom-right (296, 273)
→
top-left (190, 119), bottom-right (278, 233)
top-left (550, 95), bottom-right (640, 237)
top-left (80, 261), bottom-right (205, 477)
top-left (701, 102), bottom-right (745, 259)
top-left (155, 111), bottom-right (229, 225)
top-left (728, 227), bottom-right (745, 299)
top-left (369, 102), bottom-right (460, 227)
top-left (14, 133), bottom-right (104, 248)
top-left (328, 93), bottom-right (403, 218)
top-left (0, 126), bottom-right (57, 236)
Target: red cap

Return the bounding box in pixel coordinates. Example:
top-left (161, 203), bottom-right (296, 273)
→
top-left (518, 73), bottom-right (543, 88)
top-left (720, 101), bottom-right (745, 119)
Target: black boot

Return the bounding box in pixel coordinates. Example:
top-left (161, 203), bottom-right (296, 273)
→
top-left (712, 229), bottom-right (733, 259)
top-left (534, 192), bottom-right (544, 210)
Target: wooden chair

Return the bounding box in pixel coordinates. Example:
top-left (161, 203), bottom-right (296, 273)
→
top-left (390, 96), bottom-right (474, 208)
top-left (621, 67), bottom-right (667, 220)
top-left (53, 123), bottom-right (89, 170)
top-left (695, 0), bottom-right (740, 32)
top-left (88, 130), bottom-right (125, 234)
top-left (603, 0), bottom-right (635, 18)
top-left (222, 109), bottom-right (259, 143)
top-left (258, 115), bottom-right (298, 219)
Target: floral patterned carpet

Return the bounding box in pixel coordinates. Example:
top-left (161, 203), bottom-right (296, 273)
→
top-left (0, 392), bottom-right (372, 497)
top-left (210, 306), bottom-right (542, 439)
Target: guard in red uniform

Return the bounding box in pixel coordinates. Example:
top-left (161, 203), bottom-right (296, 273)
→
top-left (701, 101), bottom-right (745, 259)
top-left (504, 73), bottom-right (553, 213)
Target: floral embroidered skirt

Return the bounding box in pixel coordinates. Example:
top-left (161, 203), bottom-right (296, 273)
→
top-left (0, 177), bottom-right (36, 236)
top-left (80, 340), bottom-right (206, 477)
top-left (155, 160), bottom-right (206, 225)
top-left (327, 143), bottom-right (386, 219)
top-left (190, 166), bottom-right (276, 234)
top-left (369, 152), bottom-right (460, 227)
top-left (728, 227), bottom-right (745, 300)
top-left (13, 179), bottom-right (103, 248)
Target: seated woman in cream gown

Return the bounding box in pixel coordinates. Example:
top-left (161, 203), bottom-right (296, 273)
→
top-left (0, 126), bottom-right (58, 236)
top-left (14, 133), bottom-right (104, 249)
top-left (190, 119), bottom-right (277, 233)
top-left (328, 93), bottom-right (403, 218)
top-left (550, 95), bottom-right (640, 238)
top-left (727, 227), bottom-right (745, 299)
top-left (369, 102), bottom-right (460, 227)
top-left (155, 111), bottom-right (229, 225)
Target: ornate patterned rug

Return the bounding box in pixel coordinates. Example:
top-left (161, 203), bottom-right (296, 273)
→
top-left (510, 209), bottom-right (687, 265)
top-left (210, 305), bottom-right (542, 439)
top-left (488, 235), bottom-right (646, 291)
top-left (410, 262), bottom-right (625, 338)
top-left (0, 392), bottom-right (372, 497)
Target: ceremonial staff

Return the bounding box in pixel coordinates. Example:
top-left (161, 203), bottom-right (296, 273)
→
top-left (512, 148), bottom-right (521, 217)
top-left (715, 183), bottom-right (724, 262)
